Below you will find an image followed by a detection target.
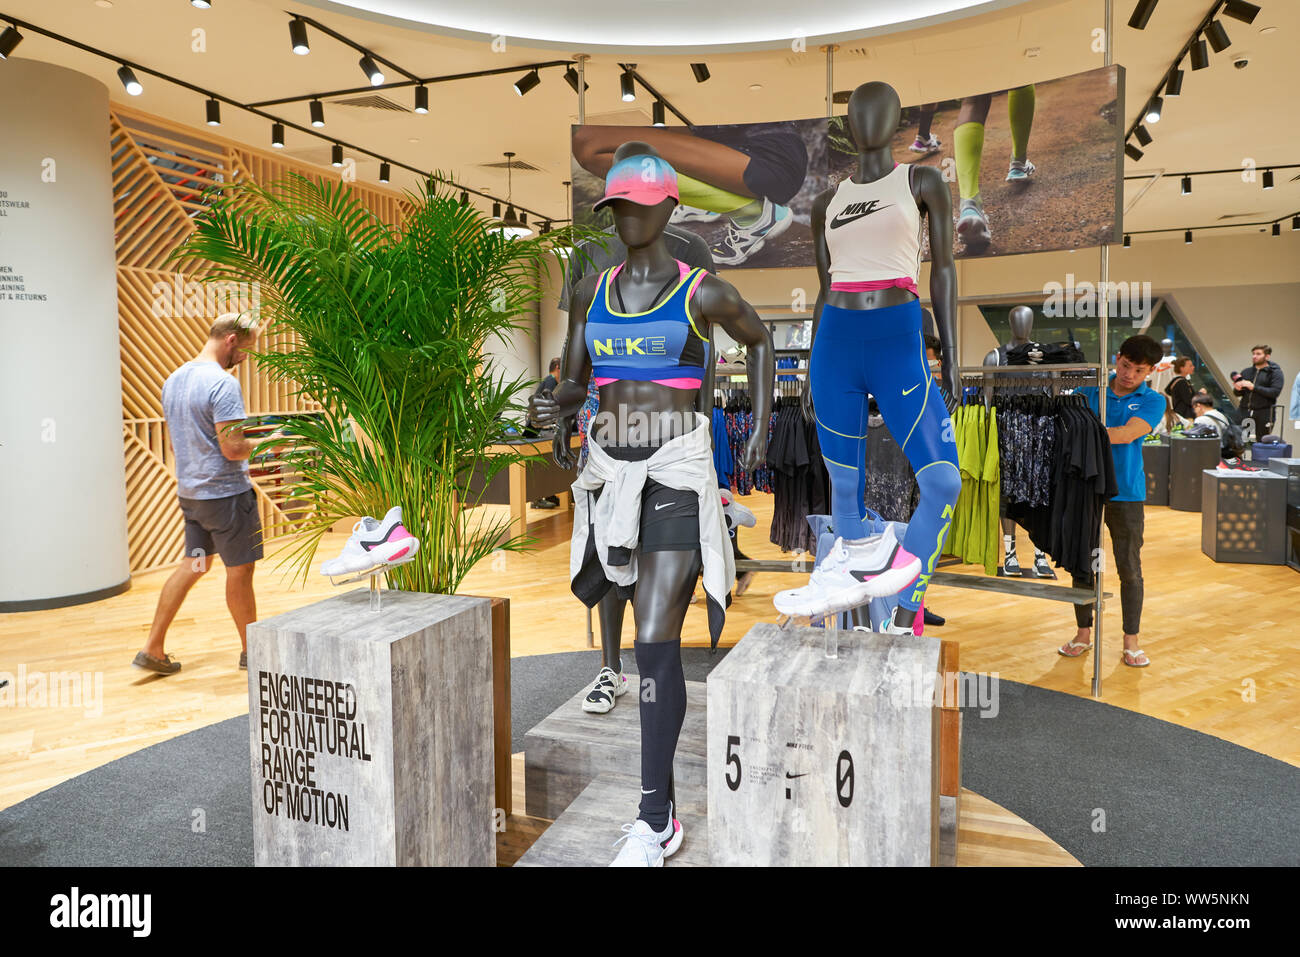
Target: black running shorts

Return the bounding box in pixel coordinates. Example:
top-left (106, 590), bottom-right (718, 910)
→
top-left (178, 487), bottom-right (264, 567)
top-left (739, 130), bottom-right (809, 207)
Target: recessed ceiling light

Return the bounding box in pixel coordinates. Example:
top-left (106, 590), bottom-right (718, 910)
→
top-left (1259, 26), bottom-right (1277, 35)
top-left (749, 84), bottom-right (762, 91)
top-left (94, 0), bottom-right (113, 8)
top-left (408, 137), bottom-right (419, 143)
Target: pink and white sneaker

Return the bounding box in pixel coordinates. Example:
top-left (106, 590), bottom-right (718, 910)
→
top-left (610, 802), bottom-right (684, 867)
top-left (773, 526), bottom-right (921, 619)
top-left (320, 506), bottom-right (419, 577)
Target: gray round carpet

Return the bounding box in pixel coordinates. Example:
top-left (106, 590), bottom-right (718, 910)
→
top-left (1, 649), bottom-right (1295, 866)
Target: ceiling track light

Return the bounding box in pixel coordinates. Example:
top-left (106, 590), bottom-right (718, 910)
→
top-left (1134, 125), bottom-right (1152, 146)
top-left (1272, 222), bottom-right (1281, 237)
top-left (1263, 169), bottom-right (1274, 189)
top-left (1222, 1), bottom-right (1260, 25)
top-left (540, 220), bottom-right (551, 235)
top-left (1123, 234), bottom-right (1131, 247)
top-left (492, 201), bottom-right (501, 219)
top-left (1127, 0), bottom-right (1158, 30)
top-left (460, 190), bottom-right (469, 206)
top-left (653, 100), bottom-right (666, 127)
top-left (310, 99), bottom-right (324, 127)
top-left (564, 66), bottom-right (588, 94)
top-left (620, 71), bottom-right (636, 102)
top-left (1184, 230), bottom-right (1193, 244)
top-left (414, 85), bottom-right (428, 114)
top-left (1125, 142), bottom-right (1144, 161)
top-left (204, 98), bottom-right (221, 126)
top-left (331, 144), bottom-right (343, 168)
top-left (190, 0), bottom-right (212, 8)
top-left (1144, 95), bottom-right (1163, 123)
top-left (271, 122), bottom-right (285, 148)
top-left (1190, 38), bottom-right (1209, 70)
top-left (1166, 67), bottom-right (1184, 96)
top-left (1181, 175), bottom-right (1191, 195)
top-left (690, 63), bottom-right (710, 83)
top-left (289, 18), bottom-right (310, 55)
top-left (359, 54), bottom-right (384, 86)
top-left (0, 24), bottom-right (21, 60)
top-left (1292, 216), bottom-right (1300, 231)
top-left (379, 161), bottom-right (391, 184)
top-left (117, 65), bottom-right (143, 96)
top-left (1205, 20), bottom-right (1231, 52)
top-left (513, 69), bottom-right (541, 96)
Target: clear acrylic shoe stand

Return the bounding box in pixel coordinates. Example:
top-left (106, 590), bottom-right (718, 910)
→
top-left (327, 555), bottom-right (417, 612)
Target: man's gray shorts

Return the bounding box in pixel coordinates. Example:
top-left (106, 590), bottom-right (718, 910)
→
top-left (178, 487), bottom-right (264, 567)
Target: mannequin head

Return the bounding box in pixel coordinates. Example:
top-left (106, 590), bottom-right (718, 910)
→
top-left (846, 82), bottom-right (902, 152)
top-left (1008, 305), bottom-right (1034, 344)
top-left (600, 142), bottom-right (678, 249)
top-left (1161, 337), bottom-right (1174, 356)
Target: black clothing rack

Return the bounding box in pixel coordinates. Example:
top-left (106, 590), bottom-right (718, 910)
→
top-left (955, 363), bottom-right (1109, 697)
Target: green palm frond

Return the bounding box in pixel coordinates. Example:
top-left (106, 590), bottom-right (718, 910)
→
top-left (169, 172), bottom-right (604, 594)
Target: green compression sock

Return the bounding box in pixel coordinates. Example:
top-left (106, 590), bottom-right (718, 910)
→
top-left (953, 121), bottom-right (985, 203)
top-left (1007, 85), bottom-right (1035, 162)
top-left (675, 170), bottom-right (754, 215)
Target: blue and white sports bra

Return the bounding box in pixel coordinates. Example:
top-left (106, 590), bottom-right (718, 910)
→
top-left (585, 259), bottom-right (709, 390)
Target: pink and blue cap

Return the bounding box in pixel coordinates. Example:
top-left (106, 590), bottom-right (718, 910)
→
top-left (592, 154), bottom-right (680, 212)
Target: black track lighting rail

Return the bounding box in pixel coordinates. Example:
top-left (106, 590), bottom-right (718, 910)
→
top-left (1124, 1), bottom-right (1236, 145)
top-left (1123, 162), bottom-right (1300, 180)
top-left (1125, 210), bottom-right (1300, 237)
top-left (617, 63), bottom-right (694, 126)
top-left (247, 59), bottom-right (575, 108)
top-left (0, 12), bottom-right (561, 223)
top-left (287, 13), bottom-right (421, 83)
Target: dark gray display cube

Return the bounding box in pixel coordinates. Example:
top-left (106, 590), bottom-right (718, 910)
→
top-left (1170, 437), bottom-right (1221, 512)
top-left (1200, 470), bottom-right (1287, 564)
top-left (1143, 441), bottom-right (1170, 507)
top-left (1266, 458), bottom-right (1300, 508)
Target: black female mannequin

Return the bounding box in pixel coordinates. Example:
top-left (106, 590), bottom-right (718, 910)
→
top-left (799, 81), bottom-right (959, 632)
top-left (531, 147), bottom-right (773, 860)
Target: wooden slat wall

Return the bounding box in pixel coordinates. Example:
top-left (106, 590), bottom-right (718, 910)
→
top-left (113, 103), bottom-right (412, 574)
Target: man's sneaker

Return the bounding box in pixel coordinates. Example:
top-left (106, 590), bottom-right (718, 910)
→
top-left (582, 666), bottom-right (629, 714)
top-left (1031, 551), bottom-right (1056, 579)
top-left (669, 204), bottom-right (721, 225)
top-left (956, 198), bottom-right (991, 253)
top-left (997, 551), bottom-right (1023, 577)
top-left (132, 651), bottom-right (181, 675)
top-left (1006, 158), bottom-right (1036, 183)
top-left (712, 199), bottom-right (793, 266)
top-left (773, 527), bottom-right (921, 618)
top-left (909, 134), bottom-right (942, 154)
top-left (610, 804), bottom-right (683, 867)
top-left (321, 506), bottom-right (419, 577)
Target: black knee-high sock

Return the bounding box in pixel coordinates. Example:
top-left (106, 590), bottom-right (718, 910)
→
top-left (635, 639), bottom-right (686, 831)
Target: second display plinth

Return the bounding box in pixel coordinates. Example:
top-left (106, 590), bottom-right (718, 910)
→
top-left (708, 623), bottom-right (942, 866)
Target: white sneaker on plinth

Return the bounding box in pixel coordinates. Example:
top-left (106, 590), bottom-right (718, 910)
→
top-left (773, 527), bottom-right (921, 619)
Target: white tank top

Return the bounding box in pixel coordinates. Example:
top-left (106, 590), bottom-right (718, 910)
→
top-left (824, 164), bottom-right (923, 285)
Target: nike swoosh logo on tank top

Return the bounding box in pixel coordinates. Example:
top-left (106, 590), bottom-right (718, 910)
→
top-left (829, 199), bottom-right (892, 229)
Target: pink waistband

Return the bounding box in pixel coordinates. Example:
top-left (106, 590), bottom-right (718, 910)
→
top-left (830, 277), bottom-right (919, 296)
top-left (594, 376), bottom-right (701, 390)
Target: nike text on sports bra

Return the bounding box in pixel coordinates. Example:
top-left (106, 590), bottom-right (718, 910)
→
top-left (825, 163), bottom-right (923, 290)
top-left (585, 260), bottom-right (709, 389)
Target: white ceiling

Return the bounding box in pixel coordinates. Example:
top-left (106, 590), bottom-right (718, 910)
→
top-left (301, 0), bottom-right (1037, 53)
top-left (0, 0), bottom-right (1295, 241)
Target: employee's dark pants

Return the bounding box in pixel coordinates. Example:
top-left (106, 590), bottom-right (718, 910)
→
top-left (1072, 500), bottom-right (1144, 635)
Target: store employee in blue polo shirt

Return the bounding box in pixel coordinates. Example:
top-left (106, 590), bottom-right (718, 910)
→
top-left (1058, 334), bottom-right (1167, 668)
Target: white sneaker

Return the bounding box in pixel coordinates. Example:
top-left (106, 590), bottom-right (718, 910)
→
top-left (320, 506), bottom-right (419, 576)
top-left (773, 527), bottom-right (921, 618)
top-left (610, 804), bottom-right (683, 867)
top-left (711, 198), bottom-right (793, 266)
top-left (669, 203), bottom-right (721, 225)
top-left (581, 666), bottom-right (629, 714)
top-left (720, 489), bottom-right (756, 530)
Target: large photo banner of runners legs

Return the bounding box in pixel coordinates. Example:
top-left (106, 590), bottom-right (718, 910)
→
top-left (569, 65), bottom-right (1122, 267)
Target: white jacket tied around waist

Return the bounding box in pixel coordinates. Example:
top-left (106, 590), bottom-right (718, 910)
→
top-left (570, 413), bottom-right (733, 648)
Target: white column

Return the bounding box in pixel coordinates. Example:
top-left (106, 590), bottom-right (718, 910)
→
top-left (0, 60), bottom-right (128, 609)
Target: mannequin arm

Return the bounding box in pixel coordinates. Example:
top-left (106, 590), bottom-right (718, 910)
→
top-left (532, 277), bottom-right (596, 426)
top-left (699, 277), bottom-right (775, 470)
top-left (917, 165), bottom-right (958, 398)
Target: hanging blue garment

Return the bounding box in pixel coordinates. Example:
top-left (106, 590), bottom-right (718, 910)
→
top-left (711, 405), bottom-right (734, 486)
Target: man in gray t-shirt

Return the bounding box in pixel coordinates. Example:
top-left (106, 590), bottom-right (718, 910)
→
top-left (135, 312), bottom-right (280, 676)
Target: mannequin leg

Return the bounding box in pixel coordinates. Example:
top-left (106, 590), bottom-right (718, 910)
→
top-left (631, 549), bottom-right (699, 830)
top-left (597, 592), bottom-right (626, 674)
top-left (809, 320), bottom-right (871, 541)
top-left (866, 318), bottom-right (962, 626)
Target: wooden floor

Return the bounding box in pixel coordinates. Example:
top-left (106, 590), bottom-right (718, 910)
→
top-left (2, 497), bottom-right (1295, 863)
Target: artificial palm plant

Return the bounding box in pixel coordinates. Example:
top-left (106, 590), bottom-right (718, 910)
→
top-left (171, 172), bottom-right (583, 594)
